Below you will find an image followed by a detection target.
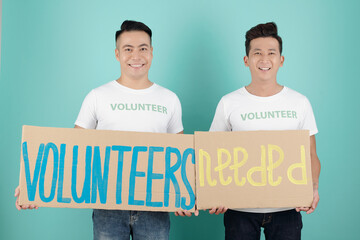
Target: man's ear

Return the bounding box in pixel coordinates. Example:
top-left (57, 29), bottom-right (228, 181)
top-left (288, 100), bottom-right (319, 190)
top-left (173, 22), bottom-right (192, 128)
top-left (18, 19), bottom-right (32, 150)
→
top-left (280, 55), bottom-right (285, 67)
top-left (244, 56), bottom-right (249, 67)
top-left (115, 48), bottom-right (120, 62)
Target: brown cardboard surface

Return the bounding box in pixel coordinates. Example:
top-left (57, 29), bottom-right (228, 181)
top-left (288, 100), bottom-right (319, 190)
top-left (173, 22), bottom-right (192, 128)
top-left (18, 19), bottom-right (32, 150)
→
top-left (194, 130), bottom-right (313, 210)
top-left (19, 126), bottom-right (196, 212)
top-left (19, 126), bottom-right (313, 212)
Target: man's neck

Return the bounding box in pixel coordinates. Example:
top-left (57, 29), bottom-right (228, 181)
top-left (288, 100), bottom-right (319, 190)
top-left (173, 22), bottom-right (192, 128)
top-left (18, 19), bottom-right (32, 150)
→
top-left (245, 80), bottom-right (283, 97)
top-left (116, 75), bottom-right (153, 90)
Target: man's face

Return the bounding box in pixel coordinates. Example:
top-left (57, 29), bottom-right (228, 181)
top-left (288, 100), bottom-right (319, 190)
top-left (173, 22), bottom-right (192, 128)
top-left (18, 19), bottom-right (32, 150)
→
top-left (115, 31), bottom-right (153, 80)
top-left (244, 37), bottom-right (284, 82)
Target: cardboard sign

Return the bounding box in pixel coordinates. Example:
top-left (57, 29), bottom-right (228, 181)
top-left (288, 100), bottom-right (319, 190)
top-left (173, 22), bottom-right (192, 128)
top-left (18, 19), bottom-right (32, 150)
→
top-left (19, 126), bottom-right (313, 211)
top-left (19, 126), bottom-right (196, 212)
top-left (194, 130), bottom-right (313, 209)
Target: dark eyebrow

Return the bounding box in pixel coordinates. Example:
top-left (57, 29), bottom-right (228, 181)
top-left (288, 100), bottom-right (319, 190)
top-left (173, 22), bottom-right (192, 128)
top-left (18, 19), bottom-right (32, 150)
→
top-left (122, 44), bottom-right (134, 49)
top-left (122, 43), bottom-right (150, 49)
top-left (138, 43), bottom-right (150, 48)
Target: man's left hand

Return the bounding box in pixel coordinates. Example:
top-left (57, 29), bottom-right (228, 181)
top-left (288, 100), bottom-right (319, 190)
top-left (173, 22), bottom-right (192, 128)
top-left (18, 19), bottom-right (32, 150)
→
top-left (296, 188), bottom-right (319, 214)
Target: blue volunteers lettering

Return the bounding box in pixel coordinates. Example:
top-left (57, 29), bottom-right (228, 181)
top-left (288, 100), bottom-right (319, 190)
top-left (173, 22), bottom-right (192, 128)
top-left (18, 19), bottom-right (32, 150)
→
top-left (128, 146), bottom-right (147, 206)
top-left (22, 142), bottom-right (44, 201)
top-left (164, 147), bottom-right (182, 208)
top-left (112, 145), bottom-right (132, 204)
top-left (21, 142), bottom-right (195, 211)
top-left (57, 144), bottom-right (71, 203)
top-left (39, 143), bottom-right (59, 203)
top-left (91, 146), bottom-right (111, 204)
top-left (181, 148), bottom-right (196, 210)
top-left (71, 145), bottom-right (91, 203)
top-left (146, 147), bottom-right (165, 207)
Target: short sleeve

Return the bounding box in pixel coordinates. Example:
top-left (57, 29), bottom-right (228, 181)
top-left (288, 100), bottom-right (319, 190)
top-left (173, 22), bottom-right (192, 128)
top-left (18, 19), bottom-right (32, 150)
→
top-left (75, 90), bottom-right (98, 129)
top-left (300, 97), bottom-right (318, 136)
top-left (167, 95), bottom-right (184, 133)
top-left (210, 98), bottom-right (232, 132)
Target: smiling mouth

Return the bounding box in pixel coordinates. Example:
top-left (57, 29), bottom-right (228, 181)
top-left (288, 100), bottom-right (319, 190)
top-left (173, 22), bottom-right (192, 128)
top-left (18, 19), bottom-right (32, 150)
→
top-left (258, 67), bottom-right (271, 71)
top-left (129, 64), bottom-right (144, 68)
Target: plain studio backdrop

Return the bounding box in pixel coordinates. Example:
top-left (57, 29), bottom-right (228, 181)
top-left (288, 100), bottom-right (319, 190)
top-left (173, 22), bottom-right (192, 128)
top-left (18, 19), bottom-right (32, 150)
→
top-left (1, 0), bottom-right (359, 239)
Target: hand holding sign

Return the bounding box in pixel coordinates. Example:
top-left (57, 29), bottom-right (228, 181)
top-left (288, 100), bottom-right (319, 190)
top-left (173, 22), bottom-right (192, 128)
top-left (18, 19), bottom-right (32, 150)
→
top-left (209, 206), bottom-right (228, 215)
top-left (296, 188), bottom-right (319, 214)
top-left (15, 186), bottom-right (38, 210)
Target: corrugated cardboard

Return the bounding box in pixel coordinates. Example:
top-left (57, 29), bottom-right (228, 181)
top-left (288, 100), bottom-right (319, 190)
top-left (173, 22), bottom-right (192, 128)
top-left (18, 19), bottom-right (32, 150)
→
top-left (19, 126), bottom-right (313, 212)
top-left (19, 126), bottom-right (196, 212)
top-left (194, 130), bottom-right (313, 210)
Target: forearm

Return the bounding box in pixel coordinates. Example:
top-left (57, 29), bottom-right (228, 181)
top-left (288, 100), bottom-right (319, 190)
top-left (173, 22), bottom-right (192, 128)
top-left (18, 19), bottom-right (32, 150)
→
top-left (311, 153), bottom-right (320, 190)
top-left (310, 135), bottom-right (320, 190)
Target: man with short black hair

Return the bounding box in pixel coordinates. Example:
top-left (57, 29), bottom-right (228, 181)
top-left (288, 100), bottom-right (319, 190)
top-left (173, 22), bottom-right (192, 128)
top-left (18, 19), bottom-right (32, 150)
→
top-left (75, 20), bottom-right (184, 240)
top-left (209, 22), bottom-right (320, 240)
top-left (15, 20), bottom-right (185, 240)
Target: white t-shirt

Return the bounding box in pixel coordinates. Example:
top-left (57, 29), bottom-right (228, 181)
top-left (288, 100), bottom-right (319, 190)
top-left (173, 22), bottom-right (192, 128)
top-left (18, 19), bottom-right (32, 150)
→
top-left (75, 80), bottom-right (183, 134)
top-left (210, 86), bottom-right (318, 213)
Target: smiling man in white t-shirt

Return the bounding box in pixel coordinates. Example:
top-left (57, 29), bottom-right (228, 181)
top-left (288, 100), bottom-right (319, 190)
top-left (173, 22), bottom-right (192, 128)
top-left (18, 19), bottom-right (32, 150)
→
top-left (208, 22), bottom-right (321, 240)
top-left (15, 20), bottom-right (186, 240)
top-left (74, 20), bottom-right (186, 240)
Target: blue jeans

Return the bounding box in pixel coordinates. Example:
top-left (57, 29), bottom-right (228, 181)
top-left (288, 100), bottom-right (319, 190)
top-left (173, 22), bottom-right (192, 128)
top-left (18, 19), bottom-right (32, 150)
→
top-left (224, 209), bottom-right (302, 240)
top-left (93, 209), bottom-right (170, 240)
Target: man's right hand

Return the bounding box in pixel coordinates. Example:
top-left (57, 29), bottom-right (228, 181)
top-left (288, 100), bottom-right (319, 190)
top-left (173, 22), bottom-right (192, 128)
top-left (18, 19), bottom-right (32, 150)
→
top-left (209, 206), bottom-right (228, 215)
top-left (14, 186), bottom-right (38, 210)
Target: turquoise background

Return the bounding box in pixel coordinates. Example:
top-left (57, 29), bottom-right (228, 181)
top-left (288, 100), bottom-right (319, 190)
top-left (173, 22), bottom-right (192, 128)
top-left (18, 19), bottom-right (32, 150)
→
top-left (1, 0), bottom-right (359, 239)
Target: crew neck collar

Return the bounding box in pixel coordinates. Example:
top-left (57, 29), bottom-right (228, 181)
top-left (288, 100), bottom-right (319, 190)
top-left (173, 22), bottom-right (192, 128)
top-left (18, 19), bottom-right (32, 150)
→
top-left (112, 80), bottom-right (157, 94)
top-left (240, 86), bottom-right (288, 101)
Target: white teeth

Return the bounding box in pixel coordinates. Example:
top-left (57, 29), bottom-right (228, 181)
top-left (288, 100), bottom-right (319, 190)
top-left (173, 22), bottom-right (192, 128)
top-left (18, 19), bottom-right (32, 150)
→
top-left (130, 64), bottom-right (142, 67)
top-left (259, 67), bottom-right (270, 70)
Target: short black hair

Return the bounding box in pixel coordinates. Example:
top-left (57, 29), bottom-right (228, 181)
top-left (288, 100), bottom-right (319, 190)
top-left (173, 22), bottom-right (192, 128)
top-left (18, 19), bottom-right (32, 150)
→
top-left (115, 20), bottom-right (152, 45)
top-left (245, 22), bottom-right (282, 56)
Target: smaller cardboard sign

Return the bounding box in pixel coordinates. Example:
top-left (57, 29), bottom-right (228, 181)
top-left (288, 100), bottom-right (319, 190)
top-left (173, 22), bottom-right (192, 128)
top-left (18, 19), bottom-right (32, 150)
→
top-left (19, 126), bottom-right (196, 212)
top-left (194, 130), bottom-right (313, 210)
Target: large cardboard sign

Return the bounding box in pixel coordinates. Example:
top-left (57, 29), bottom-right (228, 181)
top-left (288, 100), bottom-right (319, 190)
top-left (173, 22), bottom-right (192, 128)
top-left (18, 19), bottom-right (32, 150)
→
top-left (19, 126), bottom-right (196, 212)
top-left (195, 130), bottom-right (313, 209)
top-left (19, 126), bottom-right (313, 211)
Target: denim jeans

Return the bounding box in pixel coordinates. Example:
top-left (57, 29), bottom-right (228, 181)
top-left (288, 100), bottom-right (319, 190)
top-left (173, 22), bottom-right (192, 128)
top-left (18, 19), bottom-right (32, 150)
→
top-left (93, 209), bottom-right (170, 240)
top-left (224, 209), bottom-right (302, 240)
